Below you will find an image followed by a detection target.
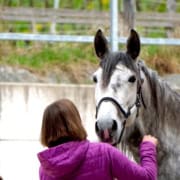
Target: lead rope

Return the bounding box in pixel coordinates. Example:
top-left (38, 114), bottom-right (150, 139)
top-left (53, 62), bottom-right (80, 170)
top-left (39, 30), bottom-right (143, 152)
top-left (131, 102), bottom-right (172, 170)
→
top-left (117, 119), bottom-right (127, 144)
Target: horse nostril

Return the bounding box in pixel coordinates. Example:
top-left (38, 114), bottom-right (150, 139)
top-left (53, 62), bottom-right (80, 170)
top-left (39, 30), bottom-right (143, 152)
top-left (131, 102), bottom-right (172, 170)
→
top-left (95, 121), bottom-right (99, 132)
top-left (92, 75), bottom-right (97, 83)
top-left (112, 120), bottom-right (117, 131)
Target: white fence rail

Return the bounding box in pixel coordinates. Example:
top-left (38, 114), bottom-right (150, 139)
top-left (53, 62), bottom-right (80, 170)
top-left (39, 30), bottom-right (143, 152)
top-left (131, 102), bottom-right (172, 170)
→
top-left (1, 33), bottom-right (180, 45)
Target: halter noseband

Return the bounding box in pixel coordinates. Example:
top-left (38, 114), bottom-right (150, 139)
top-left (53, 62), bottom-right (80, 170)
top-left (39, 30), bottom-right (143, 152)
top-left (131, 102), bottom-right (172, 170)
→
top-left (95, 64), bottom-right (146, 144)
top-left (95, 97), bottom-right (137, 119)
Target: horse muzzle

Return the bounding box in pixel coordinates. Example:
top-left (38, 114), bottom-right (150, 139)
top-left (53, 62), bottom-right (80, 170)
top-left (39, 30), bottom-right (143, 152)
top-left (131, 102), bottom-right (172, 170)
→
top-left (95, 119), bottom-right (118, 145)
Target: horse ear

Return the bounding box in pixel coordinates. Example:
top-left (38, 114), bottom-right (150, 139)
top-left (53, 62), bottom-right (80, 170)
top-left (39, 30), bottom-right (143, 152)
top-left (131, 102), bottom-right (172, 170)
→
top-left (94, 29), bottom-right (109, 59)
top-left (126, 29), bottom-right (140, 60)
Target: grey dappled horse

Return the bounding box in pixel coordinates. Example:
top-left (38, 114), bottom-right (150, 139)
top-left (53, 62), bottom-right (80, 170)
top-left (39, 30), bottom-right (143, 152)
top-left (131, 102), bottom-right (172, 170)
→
top-left (93, 29), bottom-right (180, 180)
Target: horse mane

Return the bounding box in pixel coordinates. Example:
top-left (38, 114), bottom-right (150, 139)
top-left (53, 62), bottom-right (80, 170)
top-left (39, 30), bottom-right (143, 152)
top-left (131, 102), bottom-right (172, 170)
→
top-left (121, 60), bottom-right (180, 162)
top-left (139, 60), bottom-right (180, 130)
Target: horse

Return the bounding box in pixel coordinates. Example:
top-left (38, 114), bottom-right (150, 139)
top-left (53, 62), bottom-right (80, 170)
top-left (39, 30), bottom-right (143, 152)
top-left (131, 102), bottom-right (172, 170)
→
top-left (92, 29), bottom-right (180, 180)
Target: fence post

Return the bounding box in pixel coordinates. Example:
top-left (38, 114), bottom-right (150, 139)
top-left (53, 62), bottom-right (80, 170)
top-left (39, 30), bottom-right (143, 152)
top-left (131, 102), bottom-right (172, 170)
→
top-left (110, 0), bottom-right (118, 52)
top-left (50, 0), bottom-right (60, 34)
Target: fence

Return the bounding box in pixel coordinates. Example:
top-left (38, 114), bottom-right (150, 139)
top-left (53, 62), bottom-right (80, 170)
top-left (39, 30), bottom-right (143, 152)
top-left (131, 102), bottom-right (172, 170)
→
top-left (1, 33), bottom-right (180, 46)
top-left (1, 7), bottom-right (180, 45)
top-left (1, 7), bottom-right (180, 32)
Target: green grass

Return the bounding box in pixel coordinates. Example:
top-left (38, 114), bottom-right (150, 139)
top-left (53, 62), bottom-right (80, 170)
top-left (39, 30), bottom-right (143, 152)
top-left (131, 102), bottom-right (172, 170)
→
top-left (0, 42), bottom-right (97, 71)
top-left (0, 41), bottom-right (179, 78)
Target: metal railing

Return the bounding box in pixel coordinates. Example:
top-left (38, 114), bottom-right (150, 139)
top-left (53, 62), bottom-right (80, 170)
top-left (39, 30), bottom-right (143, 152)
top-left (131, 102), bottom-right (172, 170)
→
top-left (1, 32), bottom-right (180, 46)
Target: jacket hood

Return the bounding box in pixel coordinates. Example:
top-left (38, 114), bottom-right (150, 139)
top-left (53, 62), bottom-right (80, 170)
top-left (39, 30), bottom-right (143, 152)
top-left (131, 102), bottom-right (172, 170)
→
top-left (38, 140), bottom-right (89, 179)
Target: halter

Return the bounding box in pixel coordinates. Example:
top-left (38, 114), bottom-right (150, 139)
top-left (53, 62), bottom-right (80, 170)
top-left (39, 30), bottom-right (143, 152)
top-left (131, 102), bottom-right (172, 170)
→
top-left (95, 64), bottom-right (146, 144)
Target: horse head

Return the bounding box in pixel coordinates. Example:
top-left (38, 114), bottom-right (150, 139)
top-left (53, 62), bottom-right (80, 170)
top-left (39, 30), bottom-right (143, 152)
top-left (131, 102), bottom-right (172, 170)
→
top-left (93, 28), bottom-right (180, 180)
top-left (93, 29), bottom-right (144, 146)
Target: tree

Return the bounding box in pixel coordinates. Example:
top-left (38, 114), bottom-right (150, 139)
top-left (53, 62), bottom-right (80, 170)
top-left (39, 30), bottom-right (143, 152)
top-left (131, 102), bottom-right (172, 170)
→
top-left (122, 0), bottom-right (135, 35)
top-left (167, 0), bottom-right (176, 13)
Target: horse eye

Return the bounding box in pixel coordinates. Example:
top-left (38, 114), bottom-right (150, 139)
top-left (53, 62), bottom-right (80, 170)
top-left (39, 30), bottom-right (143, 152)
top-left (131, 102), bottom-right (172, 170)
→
top-left (128, 75), bottom-right (136, 83)
top-left (93, 75), bottom-right (98, 83)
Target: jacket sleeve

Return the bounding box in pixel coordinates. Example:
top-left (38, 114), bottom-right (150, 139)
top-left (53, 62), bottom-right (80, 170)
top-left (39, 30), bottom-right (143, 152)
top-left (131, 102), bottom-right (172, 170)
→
top-left (108, 141), bottom-right (157, 180)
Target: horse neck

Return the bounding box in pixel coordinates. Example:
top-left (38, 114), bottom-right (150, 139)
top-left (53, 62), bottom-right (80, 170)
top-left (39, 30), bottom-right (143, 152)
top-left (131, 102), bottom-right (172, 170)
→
top-left (140, 65), bottom-right (180, 137)
top-left (139, 65), bottom-right (180, 178)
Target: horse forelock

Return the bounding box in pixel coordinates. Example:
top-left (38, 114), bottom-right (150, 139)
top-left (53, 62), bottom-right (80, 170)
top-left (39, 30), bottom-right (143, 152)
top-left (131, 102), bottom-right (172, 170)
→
top-left (100, 52), bottom-right (139, 87)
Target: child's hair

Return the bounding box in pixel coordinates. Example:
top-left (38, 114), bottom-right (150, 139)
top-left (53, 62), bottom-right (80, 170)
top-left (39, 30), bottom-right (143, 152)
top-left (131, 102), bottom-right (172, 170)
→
top-left (40, 99), bottom-right (87, 147)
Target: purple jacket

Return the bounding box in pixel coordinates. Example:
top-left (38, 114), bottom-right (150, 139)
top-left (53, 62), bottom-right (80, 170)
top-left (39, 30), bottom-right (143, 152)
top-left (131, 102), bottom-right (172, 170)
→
top-left (37, 140), bottom-right (157, 180)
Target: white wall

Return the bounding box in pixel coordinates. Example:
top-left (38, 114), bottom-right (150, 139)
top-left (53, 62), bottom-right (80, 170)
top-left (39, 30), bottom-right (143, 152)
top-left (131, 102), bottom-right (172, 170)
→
top-left (0, 83), bottom-right (98, 180)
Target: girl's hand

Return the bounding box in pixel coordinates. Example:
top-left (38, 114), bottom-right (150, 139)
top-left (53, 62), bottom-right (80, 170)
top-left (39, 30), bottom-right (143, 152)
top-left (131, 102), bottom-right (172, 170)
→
top-left (142, 135), bottom-right (158, 146)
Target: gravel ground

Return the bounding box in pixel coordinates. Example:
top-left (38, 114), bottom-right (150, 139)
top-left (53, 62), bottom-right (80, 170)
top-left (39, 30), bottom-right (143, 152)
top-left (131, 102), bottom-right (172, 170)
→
top-left (0, 65), bottom-right (179, 89)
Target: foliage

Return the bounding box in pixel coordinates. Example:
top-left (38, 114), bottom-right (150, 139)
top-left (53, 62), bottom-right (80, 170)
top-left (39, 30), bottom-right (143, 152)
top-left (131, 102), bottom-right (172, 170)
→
top-left (137, 0), bottom-right (166, 12)
top-left (0, 0), bottom-right (110, 10)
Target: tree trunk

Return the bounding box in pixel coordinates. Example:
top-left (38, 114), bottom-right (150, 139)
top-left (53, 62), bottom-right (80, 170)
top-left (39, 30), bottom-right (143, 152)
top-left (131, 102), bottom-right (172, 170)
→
top-left (167, 0), bottom-right (176, 37)
top-left (29, 0), bottom-right (34, 6)
top-left (167, 0), bottom-right (176, 13)
top-left (45, 0), bottom-right (50, 8)
top-left (122, 0), bottom-right (136, 36)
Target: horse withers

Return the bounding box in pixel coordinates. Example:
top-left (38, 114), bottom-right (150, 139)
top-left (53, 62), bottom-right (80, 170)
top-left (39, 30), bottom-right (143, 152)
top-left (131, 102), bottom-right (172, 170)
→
top-left (92, 29), bottom-right (180, 180)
